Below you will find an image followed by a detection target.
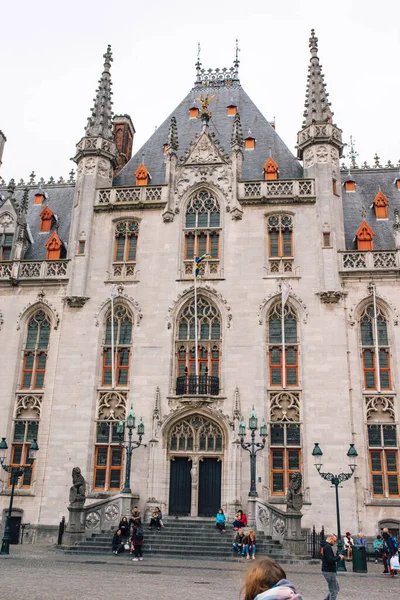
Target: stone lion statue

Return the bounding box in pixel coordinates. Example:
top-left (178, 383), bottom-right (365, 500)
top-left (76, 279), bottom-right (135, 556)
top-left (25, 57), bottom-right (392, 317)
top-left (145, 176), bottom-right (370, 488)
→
top-left (286, 471), bottom-right (303, 512)
top-left (69, 467), bottom-right (86, 506)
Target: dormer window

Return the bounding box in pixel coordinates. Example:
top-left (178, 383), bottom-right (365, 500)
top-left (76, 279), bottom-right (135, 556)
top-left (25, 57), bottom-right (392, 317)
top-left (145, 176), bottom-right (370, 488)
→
top-left (227, 104), bottom-right (237, 116)
top-left (34, 193), bottom-right (44, 205)
top-left (396, 179), bottom-right (400, 191)
top-left (373, 190), bottom-right (389, 219)
top-left (135, 164), bottom-right (150, 186)
top-left (344, 180), bottom-right (355, 192)
top-left (45, 231), bottom-right (64, 260)
top-left (163, 143), bottom-right (168, 155)
top-left (264, 157), bottom-right (279, 181)
top-left (189, 106), bottom-right (199, 119)
top-left (40, 206), bottom-right (53, 232)
top-left (245, 136), bottom-right (255, 150)
top-left (356, 220), bottom-right (374, 251)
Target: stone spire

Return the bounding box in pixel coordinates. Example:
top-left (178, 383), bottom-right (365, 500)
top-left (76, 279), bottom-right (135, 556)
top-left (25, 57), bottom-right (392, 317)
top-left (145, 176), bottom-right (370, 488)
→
top-left (302, 30), bottom-right (333, 126)
top-left (85, 45), bottom-right (114, 140)
top-left (166, 116), bottom-right (178, 152)
top-left (231, 112), bottom-right (243, 151)
top-left (297, 30), bottom-right (343, 162)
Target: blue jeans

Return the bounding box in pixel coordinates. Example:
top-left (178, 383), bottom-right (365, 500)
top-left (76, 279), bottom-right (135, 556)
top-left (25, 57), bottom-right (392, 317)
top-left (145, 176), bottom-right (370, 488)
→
top-left (243, 544), bottom-right (256, 556)
top-left (322, 571), bottom-right (339, 600)
top-left (233, 543), bottom-right (243, 553)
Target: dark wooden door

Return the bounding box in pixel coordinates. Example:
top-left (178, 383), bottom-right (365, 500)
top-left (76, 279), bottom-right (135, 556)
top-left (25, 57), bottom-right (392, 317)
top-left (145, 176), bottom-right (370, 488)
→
top-left (169, 457), bottom-right (192, 515)
top-left (10, 516), bottom-right (21, 544)
top-left (198, 458), bottom-right (221, 517)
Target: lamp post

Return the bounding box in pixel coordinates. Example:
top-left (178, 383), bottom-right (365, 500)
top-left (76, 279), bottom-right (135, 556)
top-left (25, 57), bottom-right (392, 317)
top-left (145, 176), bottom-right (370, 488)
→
top-left (238, 406), bottom-right (268, 497)
top-left (0, 437), bottom-right (39, 555)
top-left (312, 442), bottom-right (358, 572)
top-left (117, 405), bottom-right (146, 494)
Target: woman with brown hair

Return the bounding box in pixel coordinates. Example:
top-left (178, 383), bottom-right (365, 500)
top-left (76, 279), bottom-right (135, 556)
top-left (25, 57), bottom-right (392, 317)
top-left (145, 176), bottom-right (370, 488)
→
top-left (243, 529), bottom-right (257, 559)
top-left (241, 557), bottom-right (303, 600)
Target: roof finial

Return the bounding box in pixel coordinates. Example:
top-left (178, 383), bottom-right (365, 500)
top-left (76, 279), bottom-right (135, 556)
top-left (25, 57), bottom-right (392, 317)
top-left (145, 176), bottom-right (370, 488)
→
top-left (301, 30), bottom-right (333, 126)
top-left (84, 45), bottom-right (114, 140)
top-left (348, 135), bottom-right (359, 169)
top-left (309, 29), bottom-right (318, 57)
top-left (234, 39), bottom-right (240, 69)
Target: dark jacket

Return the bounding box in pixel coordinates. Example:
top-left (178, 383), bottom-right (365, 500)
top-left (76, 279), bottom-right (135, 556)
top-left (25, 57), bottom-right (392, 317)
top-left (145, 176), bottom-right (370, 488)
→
top-left (383, 532), bottom-right (396, 558)
top-left (321, 541), bottom-right (339, 572)
top-left (131, 525), bottom-right (144, 546)
top-left (243, 534), bottom-right (256, 548)
top-left (118, 519), bottom-right (129, 537)
top-left (234, 532), bottom-right (245, 546)
top-left (112, 532), bottom-right (123, 551)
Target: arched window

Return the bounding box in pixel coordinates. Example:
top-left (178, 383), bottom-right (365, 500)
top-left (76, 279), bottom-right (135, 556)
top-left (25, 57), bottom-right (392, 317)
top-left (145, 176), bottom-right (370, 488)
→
top-left (268, 303), bottom-right (298, 387)
top-left (114, 221), bottom-right (139, 263)
top-left (102, 304), bottom-right (133, 387)
top-left (184, 190), bottom-right (220, 278)
top-left (176, 296), bottom-right (221, 395)
top-left (21, 310), bottom-right (51, 390)
top-left (268, 215), bottom-right (293, 258)
top-left (360, 304), bottom-right (391, 390)
top-left (169, 416), bottom-right (223, 453)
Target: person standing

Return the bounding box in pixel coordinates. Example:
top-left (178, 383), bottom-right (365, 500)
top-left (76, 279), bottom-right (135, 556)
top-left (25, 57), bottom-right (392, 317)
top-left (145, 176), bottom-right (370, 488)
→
top-left (382, 529), bottom-right (397, 577)
top-left (215, 508), bottom-right (227, 533)
top-left (243, 529), bottom-right (257, 560)
top-left (233, 527), bottom-right (245, 554)
top-left (131, 520), bottom-right (144, 561)
top-left (321, 534), bottom-right (345, 600)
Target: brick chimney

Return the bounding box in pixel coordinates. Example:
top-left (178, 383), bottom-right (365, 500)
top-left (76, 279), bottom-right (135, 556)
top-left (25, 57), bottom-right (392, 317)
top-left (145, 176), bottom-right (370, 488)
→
top-left (113, 115), bottom-right (135, 176)
top-left (0, 130), bottom-right (7, 171)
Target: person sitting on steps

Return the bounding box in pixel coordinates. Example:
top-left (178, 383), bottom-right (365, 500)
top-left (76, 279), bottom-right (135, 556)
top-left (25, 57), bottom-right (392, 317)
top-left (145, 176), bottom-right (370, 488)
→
top-left (111, 529), bottom-right (124, 555)
top-left (243, 529), bottom-right (257, 559)
top-left (149, 507), bottom-right (162, 531)
top-left (215, 508), bottom-right (227, 533)
top-left (233, 527), bottom-right (245, 554)
top-left (232, 509), bottom-right (248, 530)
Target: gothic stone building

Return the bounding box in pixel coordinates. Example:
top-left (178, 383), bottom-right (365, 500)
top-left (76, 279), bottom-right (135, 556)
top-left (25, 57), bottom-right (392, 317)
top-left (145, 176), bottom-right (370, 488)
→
top-left (1, 31), bottom-right (400, 541)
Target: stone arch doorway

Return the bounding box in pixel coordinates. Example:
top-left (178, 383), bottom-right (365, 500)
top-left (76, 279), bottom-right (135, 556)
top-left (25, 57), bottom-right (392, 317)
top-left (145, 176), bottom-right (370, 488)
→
top-left (167, 414), bottom-right (224, 517)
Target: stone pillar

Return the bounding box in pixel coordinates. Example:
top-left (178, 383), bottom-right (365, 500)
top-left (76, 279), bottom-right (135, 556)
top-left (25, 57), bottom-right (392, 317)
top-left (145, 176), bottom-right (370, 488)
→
top-left (283, 512), bottom-right (306, 555)
top-left (63, 504), bottom-right (85, 545)
top-left (247, 497), bottom-right (256, 527)
top-left (190, 457), bottom-right (199, 517)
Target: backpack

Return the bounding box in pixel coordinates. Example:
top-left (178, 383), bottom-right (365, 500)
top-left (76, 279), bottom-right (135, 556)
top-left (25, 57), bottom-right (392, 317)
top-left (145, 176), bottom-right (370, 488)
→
top-left (135, 527), bottom-right (144, 539)
top-left (392, 537), bottom-right (399, 552)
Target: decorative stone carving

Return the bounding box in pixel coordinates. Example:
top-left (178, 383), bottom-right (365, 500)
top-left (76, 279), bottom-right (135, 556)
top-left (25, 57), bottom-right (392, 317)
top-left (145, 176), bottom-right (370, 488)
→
top-left (15, 394), bottom-right (42, 418)
top-left (104, 503), bottom-right (119, 522)
top-left (85, 511), bottom-right (101, 529)
top-left (97, 390), bottom-right (127, 420)
top-left (286, 471), bottom-right (303, 513)
top-left (348, 294), bottom-right (399, 327)
top-left (365, 396), bottom-right (395, 422)
top-left (64, 296), bottom-right (90, 308)
top-left (270, 391), bottom-right (300, 422)
top-left (258, 290), bottom-right (308, 325)
top-left (272, 516), bottom-right (287, 537)
top-left (95, 290), bottom-right (143, 327)
top-left (303, 147), bottom-right (314, 168)
top-left (16, 291), bottom-right (60, 330)
top-left (257, 506), bottom-right (270, 528)
top-left (166, 284), bottom-right (232, 329)
top-left (69, 467), bottom-right (86, 506)
top-left (184, 132), bottom-right (225, 165)
top-left (0, 213), bottom-right (15, 227)
top-left (316, 291), bottom-right (347, 304)
top-left (315, 145), bottom-right (329, 163)
top-left (98, 160), bottom-right (110, 178)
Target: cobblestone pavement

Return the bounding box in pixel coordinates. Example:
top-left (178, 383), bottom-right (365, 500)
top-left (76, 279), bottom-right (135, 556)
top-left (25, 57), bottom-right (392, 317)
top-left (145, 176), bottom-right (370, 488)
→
top-left (0, 546), bottom-right (397, 600)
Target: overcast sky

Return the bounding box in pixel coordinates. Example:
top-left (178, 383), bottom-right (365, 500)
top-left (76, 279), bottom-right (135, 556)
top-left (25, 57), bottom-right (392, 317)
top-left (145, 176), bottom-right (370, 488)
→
top-left (1, 0), bottom-right (399, 183)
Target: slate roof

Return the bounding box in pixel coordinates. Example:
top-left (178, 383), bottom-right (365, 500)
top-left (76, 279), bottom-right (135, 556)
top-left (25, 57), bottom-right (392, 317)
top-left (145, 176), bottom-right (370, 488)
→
top-left (340, 169), bottom-right (400, 250)
top-left (0, 185), bottom-right (75, 260)
top-left (113, 84), bottom-right (304, 187)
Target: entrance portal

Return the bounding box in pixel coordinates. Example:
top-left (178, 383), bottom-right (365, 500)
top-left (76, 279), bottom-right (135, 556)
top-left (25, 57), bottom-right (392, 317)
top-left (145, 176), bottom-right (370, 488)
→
top-left (198, 458), bottom-right (221, 516)
top-left (169, 457), bottom-right (192, 515)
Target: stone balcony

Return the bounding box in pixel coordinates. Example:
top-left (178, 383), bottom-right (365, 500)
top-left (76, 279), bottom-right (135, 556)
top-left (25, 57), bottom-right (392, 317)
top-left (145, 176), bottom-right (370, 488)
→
top-left (95, 185), bottom-right (166, 209)
top-left (339, 250), bottom-right (400, 274)
top-left (0, 260), bottom-right (69, 282)
top-left (238, 179), bottom-right (315, 204)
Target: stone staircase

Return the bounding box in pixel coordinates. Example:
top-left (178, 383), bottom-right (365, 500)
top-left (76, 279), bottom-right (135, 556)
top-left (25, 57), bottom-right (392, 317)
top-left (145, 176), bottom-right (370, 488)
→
top-left (62, 518), bottom-right (308, 563)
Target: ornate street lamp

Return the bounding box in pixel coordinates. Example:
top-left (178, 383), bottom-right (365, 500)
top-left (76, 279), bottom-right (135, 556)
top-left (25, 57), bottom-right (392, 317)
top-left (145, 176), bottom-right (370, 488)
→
top-left (239, 406), bottom-right (268, 497)
top-left (312, 442), bottom-right (358, 572)
top-left (117, 405), bottom-right (146, 494)
top-left (0, 437), bottom-right (39, 555)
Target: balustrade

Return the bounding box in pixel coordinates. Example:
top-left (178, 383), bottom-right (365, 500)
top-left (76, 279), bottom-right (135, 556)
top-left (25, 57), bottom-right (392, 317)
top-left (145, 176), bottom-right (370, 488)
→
top-left (0, 260), bottom-right (69, 281)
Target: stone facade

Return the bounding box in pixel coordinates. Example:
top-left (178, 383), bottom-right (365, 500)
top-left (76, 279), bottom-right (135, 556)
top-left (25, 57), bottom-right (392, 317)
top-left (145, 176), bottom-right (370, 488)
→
top-left (1, 33), bottom-right (400, 542)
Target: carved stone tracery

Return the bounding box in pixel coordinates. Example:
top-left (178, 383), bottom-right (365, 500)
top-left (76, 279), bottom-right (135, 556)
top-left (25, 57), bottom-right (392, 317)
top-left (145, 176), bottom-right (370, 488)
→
top-left (97, 390), bottom-right (127, 421)
top-left (365, 395), bottom-right (395, 422)
top-left (269, 392), bottom-right (300, 422)
top-left (15, 394), bottom-right (43, 419)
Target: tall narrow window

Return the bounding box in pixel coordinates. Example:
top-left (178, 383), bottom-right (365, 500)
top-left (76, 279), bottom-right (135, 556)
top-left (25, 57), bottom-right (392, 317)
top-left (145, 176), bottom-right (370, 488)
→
top-left (368, 424), bottom-right (399, 497)
top-left (102, 304), bottom-right (133, 387)
top-left (21, 311), bottom-right (51, 390)
top-left (9, 420), bottom-right (39, 488)
top-left (183, 190), bottom-right (220, 278)
top-left (267, 215), bottom-right (294, 275)
top-left (112, 221), bottom-right (139, 279)
top-left (176, 296), bottom-right (221, 395)
top-left (360, 305), bottom-right (391, 391)
top-left (269, 391), bottom-right (301, 496)
top-left (93, 421), bottom-right (123, 491)
top-left (0, 213), bottom-right (15, 260)
top-left (268, 303), bottom-right (298, 387)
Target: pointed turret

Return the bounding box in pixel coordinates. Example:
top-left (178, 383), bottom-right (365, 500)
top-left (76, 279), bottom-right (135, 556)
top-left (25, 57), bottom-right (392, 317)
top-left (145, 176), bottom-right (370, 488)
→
top-left (297, 30), bottom-right (344, 163)
top-left (230, 112), bottom-right (243, 152)
top-left (85, 45), bottom-right (114, 140)
top-left (166, 116), bottom-right (178, 153)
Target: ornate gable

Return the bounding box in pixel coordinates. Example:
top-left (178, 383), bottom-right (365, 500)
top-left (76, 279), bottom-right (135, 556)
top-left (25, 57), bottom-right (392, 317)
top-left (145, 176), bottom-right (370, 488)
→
top-left (184, 131), bottom-right (226, 165)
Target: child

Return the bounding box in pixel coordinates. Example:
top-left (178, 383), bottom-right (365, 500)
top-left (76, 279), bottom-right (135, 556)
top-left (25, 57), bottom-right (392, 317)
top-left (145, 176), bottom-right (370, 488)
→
top-left (215, 508), bottom-right (226, 533)
top-left (241, 557), bottom-right (303, 599)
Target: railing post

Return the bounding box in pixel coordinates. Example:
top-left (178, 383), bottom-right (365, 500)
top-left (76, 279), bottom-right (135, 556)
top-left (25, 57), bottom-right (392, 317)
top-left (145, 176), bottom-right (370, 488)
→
top-left (41, 261), bottom-right (47, 278)
top-left (293, 180), bottom-right (299, 197)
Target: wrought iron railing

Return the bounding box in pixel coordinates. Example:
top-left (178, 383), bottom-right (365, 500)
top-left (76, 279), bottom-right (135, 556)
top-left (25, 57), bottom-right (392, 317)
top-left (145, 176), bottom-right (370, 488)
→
top-left (176, 375), bottom-right (220, 396)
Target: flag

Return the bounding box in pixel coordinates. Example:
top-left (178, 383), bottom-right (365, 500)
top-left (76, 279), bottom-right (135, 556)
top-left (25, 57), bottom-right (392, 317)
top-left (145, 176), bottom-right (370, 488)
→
top-left (194, 254), bottom-right (211, 278)
top-left (281, 282), bottom-right (291, 307)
